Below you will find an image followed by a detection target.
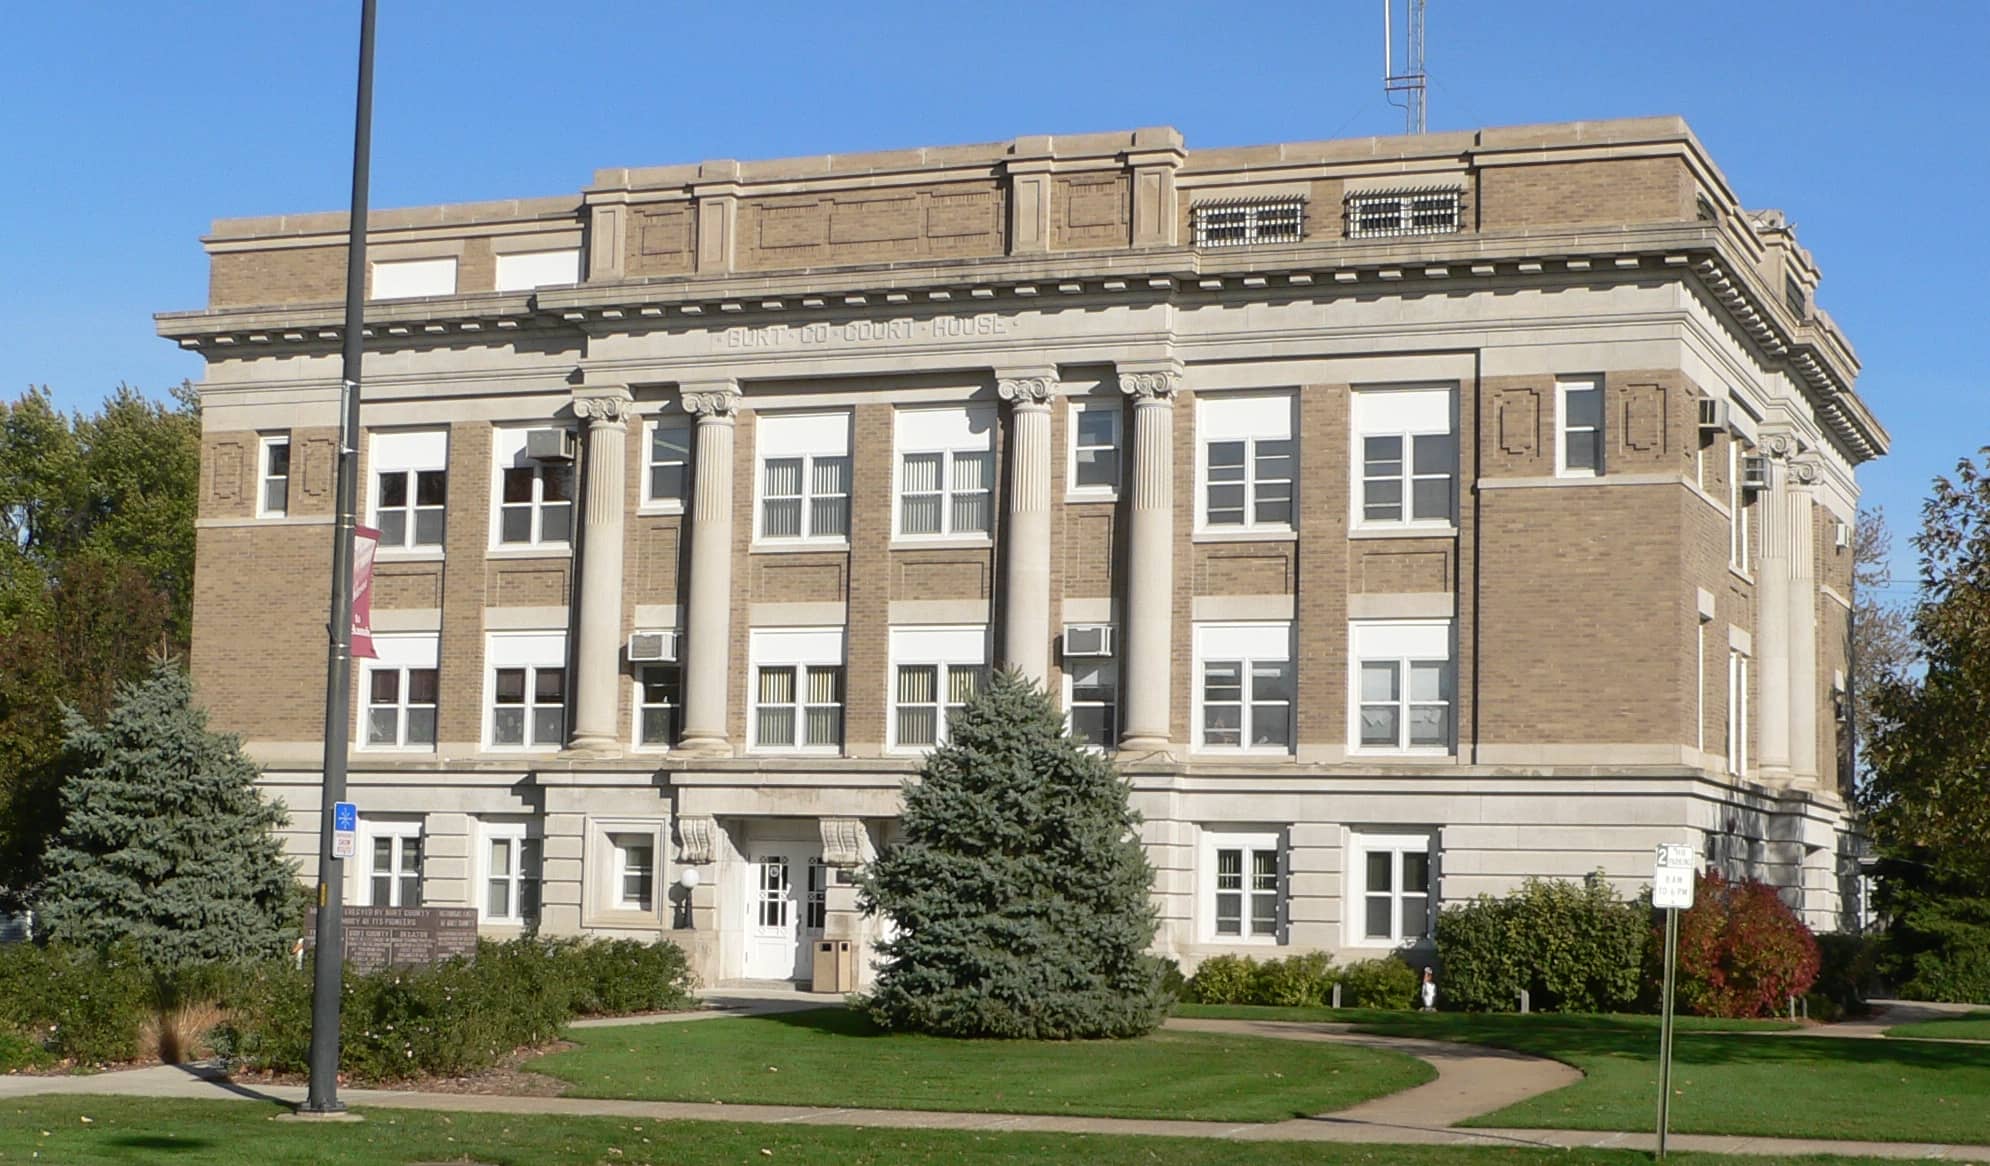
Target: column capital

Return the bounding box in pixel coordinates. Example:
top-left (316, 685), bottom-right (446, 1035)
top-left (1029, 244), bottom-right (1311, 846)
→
top-left (1117, 364), bottom-right (1182, 401)
top-left (1759, 428), bottom-right (1806, 460)
top-left (1785, 455), bottom-right (1823, 486)
top-left (996, 370), bottom-right (1056, 406)
top-left (571, 387), bottom-right (634, 424)
top-left (681, 380), bottom-right (741, 419)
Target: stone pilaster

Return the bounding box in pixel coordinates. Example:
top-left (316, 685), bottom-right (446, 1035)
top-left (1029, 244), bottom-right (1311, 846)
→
top-left (1754, 431), bottom-right (1796, 784)
top-left (997, 370), bottom-right (1056, 684)
top-left (567, 388), bottom-right (633, 754)
top-left (1786, 457), bottom-right (1822, 785)
top-left (678, 381), bottom-right (741, 754)
top-left (1117, 363), bottom-right (1181, 753)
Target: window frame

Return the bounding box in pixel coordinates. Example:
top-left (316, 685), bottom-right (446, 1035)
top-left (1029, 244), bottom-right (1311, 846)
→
top-left (358, 633), bottom-right (439, 752)
top-left (748, 628), bottom-right (846, 754)
top-left (1190, 198), bottom-right (1306, 247)
top-left (888, 626), bottom-right (990, 753)
top-left (1062, 655), bottom-right (1120, 751)
top-left (753, 412), bottom-right (852, 546)
top-left (640, 415), bottom-right (693, 512)
top-left (1728, 438), bottom-right (1753, 575)
top-left (1555, 377), bottom-right (1604, 479)
top-left (632, 661), bottom-right (681, 752)
top-left (610, 832), bottom-right (656, 912)
top-left (1066, 399), bottom-right (1123, 499)
top-left (484, 631), bottom-right (567, 752)
top-left (1191, 622), bottom-right (1295, 756)
top-left (1347, 829), bottom-right (1437, 948)
top-left (257, 433), bottom-right (291, 518)
top-left (358, 817), bottom-right (423, 908)
top-left (489, 428), bottom-right (575, 550)
top-left (1727, 643), bottom-right (1751, 777)
top-left (366, 430), bottom-right (449, 553)
top-left (1344, 189), bottom-right (1462, 239)
top-left (1194, 393), bottom-right (1297, 534)
top-left (893, 406), bottom-right (997, 543)
top-left (1351, 386), bottom-right (1456, 532)
top-left (1349, 620), bottom-right (1455, 756)
top-left (1200, 828), bottom-right (1286, 944)
top-left (478, 819), bottom-right (542, 925)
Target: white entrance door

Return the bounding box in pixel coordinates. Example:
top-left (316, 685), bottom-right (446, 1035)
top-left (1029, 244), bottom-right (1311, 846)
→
top-left (743, 843), bottom-right (825, 981)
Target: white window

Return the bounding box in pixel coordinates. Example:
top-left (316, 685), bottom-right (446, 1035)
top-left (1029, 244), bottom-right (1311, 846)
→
top-left (1202, 829), bottom-right (1285, 942)
top-left (258, 434), bottom-right (291, 518)
top-left (1351, 621), bottom-right (1454, 754)
top-left (1728, 439), bottom-right (1752, 573)
top-left (360, 634), bottom-right (439, 751)
top-left (1345, 189), bottom-right (1461, 238)
top-left (493, 248), bottom-right (580, 292)
top-left (1068, 400), bottom-right (1122, 496)
top-left (643, 416), bottom-right (692, 509)
top-left (1193, 622), bottom-right (1294, 754)
top-left (610, 833), bottom-right (656, 912)
top-left (480, 820), bottom-right (541, 924)
top-left (1064, 658), bottom-right (1119, 749)
top-left (750, 628), bottom-right (845, 752)
top-left (1727, 645), bottom-right (1750, 776)
top-left (486, 631), bottom-right (566, 750)
top-left (491, 428), bottom-right (574, 547)
top-left (371, 256), bottom-right (457, 300)
top-left (895, 406), bottom-right (996, 539)
top-left (1350, 830), bottom-right (1437, 946)
top-left (1191, 198), bottom-right (1305, 247)
top-left (889, 626), bottom-right (989, 751)
top-left (368, 430), bottom-right (448, 550)
top-left (1197, 394), bottom-right (1295, 531)
top-left (634, 663), bottom-right (680, 749)
top-left (360, 818), bottom-right (423, 907)
top-left (1353, 387), bottom-right (1454, 528)
top-left (756, 412), bottom-right (851, 543)
top-left (1557, 378), bottom-right (1604, 477)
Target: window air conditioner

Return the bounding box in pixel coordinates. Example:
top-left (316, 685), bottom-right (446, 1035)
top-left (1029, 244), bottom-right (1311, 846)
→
top-left (1741, 455), bottom-right (1772, 493)
top-left (1062, 624), bottom-right (1114, 658)
top-left (1697, 397), bottom-right (1729, 433)
top-left (626, 630), bottom-right (678, 663)
top-left (525, 427), bottom-right (577, 462)
top-left (1834, 520), bottom-right (1851, 550)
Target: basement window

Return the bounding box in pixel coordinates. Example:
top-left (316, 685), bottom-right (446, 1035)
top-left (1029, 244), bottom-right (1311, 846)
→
top-left (1191, 198), bottom-right (1306, 247)
top-left (1345, 188), bottom-right (1461, 239)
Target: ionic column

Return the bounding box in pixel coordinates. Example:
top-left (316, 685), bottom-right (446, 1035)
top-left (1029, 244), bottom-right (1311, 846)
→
top-left (997, 371), bottom-right (1055, 685)
top-left (677, 381), bottom-right (741, 754)
top-left (568, 388), bottom-right (634, 754)
top-left (1786, 460), bottom-right (1822, 785)
top-left (1754, 433), bottom-right (1795, 784)
top-left (1117, 364), bottom-right (1181, 753)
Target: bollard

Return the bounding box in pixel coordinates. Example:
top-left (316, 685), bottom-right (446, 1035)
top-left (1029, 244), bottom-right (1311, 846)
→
top-left (1331, 982), bottom-right (1342, 1009)
top-left (1519, 988), bottom-right (1531, 1014)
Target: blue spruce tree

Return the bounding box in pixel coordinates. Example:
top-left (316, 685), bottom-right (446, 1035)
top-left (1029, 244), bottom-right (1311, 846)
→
top-left (858, 669), bottom-right (1168, 1037)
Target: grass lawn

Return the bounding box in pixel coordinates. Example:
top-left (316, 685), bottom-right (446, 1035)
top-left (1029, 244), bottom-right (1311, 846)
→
top-left (1185, 1007), bottom-right (1989, 1146)
top-left (0, 1095), bottom-right (1920, 1165)
top-left (1884, 1009), bottom-right (1990, 1041)
top-left (528, 1006), bottom-right (1432, 1121)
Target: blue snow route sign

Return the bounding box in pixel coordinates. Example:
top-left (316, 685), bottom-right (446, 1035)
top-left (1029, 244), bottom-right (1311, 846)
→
top-left (332, 801), bottom-right (358, 859)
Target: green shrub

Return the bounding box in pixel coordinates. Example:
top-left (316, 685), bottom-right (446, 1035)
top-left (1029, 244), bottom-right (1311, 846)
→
top-left (1436, 876), bottom-right (1648, 1012)
top-left (1184, 955), bottom-right (1255, 1004)
top-left (1249, 952), bottom-right (1333, 1006)
top-left (562, 937), bottom-right (698, 1015)
top-left (1155, 957), bottom-right (1187, 1002)
top-left (1340, 957), bottom-right (1417, 1010)
top-left (1813, 932), bottom-right (1882, 1014)
top-left (0, 943), bottom-right (150, 1063)
top-left (1667, 870), bottom-right (1820, 1019)
top-left (0, 1028), bottom-right (52, 1072)
top-left (1882, 891), bottom-right (1990, 1004)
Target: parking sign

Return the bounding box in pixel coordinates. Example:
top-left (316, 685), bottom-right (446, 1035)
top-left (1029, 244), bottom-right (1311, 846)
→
top-left (1653, 843), bottom-right (1696, 909)
top-left (332, 801), bottom-right (358, 860)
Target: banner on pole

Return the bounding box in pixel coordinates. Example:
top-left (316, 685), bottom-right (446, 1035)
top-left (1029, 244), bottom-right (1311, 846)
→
top-left (351, 525), bottom-right (381, 659)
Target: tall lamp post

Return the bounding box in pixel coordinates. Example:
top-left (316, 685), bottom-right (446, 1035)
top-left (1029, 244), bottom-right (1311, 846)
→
top-left (301, 0), bottom-right (377, 1117)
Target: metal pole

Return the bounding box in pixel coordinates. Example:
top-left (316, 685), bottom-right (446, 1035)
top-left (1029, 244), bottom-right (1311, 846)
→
top-left (1656, 904), bottom-right (1680, 1158)
top-left (302, 0), bottom-right (377, 1116)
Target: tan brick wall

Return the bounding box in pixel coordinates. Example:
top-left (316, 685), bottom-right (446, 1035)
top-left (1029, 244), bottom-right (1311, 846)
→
top-left (209, 246), bottom-right (347, 308)
top-left (725, 410), bottom-right (760, 749)
top-left (734, 181), bottom-right (1006, 271)
top-left (841, 405), bottom-right (890, 752)
top-left (627, 204), bottom-right (696, 277)
top-left (1351, 541), bottom-right (1454, 593)
top-left (1052, 173), bottom-right (1130, 251)
top-left (1477, 157), bottom-right (1693, 233)
top-left (1195, 542), bottom-right (1295, 595)
top-left (437, 422), bottom-right (494, 744)
top-left (1483, 370), bottom-right (1693, 479)
top-left (190, 523), bottom-right (333, 741)
top-left (1168, 391), bottom-right (1195, 743)
top-left (1295, 384), bottom-right (1351, 746)
top-left (888, 549), bottom-right (993, 599)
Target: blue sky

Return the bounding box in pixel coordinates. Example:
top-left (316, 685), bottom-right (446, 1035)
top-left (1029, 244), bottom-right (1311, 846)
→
top-left (4, 1), bottom-right (1982, 585)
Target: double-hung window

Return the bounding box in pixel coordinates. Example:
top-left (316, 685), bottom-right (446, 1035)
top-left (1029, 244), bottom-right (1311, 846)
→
top-left (1194, 622), bottom-right (1294, 754)
top-left (1353, 387), bottom-right (1454, 528)
top-left (611, 833), bottom-right (655, 912)
top-left (1728, 439), bottom-right (1753, 573)
top-left (1350, 830), bottom-right (1436, 946)
top-left (486, 631), bottom-right (566, 749)
top-left (1203, 829), bottom-right (1284, 941)
top-left (1351, 621), bottom-right (1454, 753)
top-left (643, 416), bottom-right (692, 509)
top-left (895, 406), bottom-right (996, 539)
top-left (1198, 394), bottom-right (1295, 530)
top-left (1727, 642), bottom-right (1750, 776)
top-left (492, 428), bottom-right (573, 547)
top-left (1557, 377), bottom-right (1604, 477)
top-left (889, 626), bottom-right (989, 751)
top-left (756, 412), bottom-right (851, 543)
top-left (480, 820), bottom-right (541, 925)
top-left (1068, 400), bottom-right (1122, 496)
top-left (258, 434), bottom-right (291, 517)
top-left (750, 628), bottom-right (845, 752)
top-left (634, 663), bottom-right (681, 749)
top-left (360, 634), bottom-right (439, 750)
top-left (361, 818), bottom-right (423, 907)
top-left (1065, 657), bottom-right (1119, 749)
top-left (368, 430), bottom-right (448, 550)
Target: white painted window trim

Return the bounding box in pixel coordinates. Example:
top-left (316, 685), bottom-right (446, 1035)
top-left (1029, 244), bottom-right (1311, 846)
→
top-left (1195, 394), bottom-right (1297, 534)
top-left (1191, 621), bottom-right (1295, 756)
top-left (1065, 399), bottom-right (1122, 499)
top-left (257, 433), bottom-right (291, 518)
top-left (476, 818), bottom-right (541, 925)
top-left (366, 429), bottom-right (449, 553)
top-left (358, 633), bottom-right (439, 753)
top-left (1348, 620), bottom-right (1455, 757)
top-left (1728, 439), bottom-right (1752, 574)
top-left (489, 426), bottom-right (575, 550)
top-left (1727, 641), bottom-right (1751, 777)
top-left (639, 415), bottom-right (692, 513)
top-left (753, 412), bottom-right (852, 548)
top-left (887, 625), bottom-right (990, 754)
top-left (1349, 386), bottom-right (1455, 533)
top-left (483, 631), bottom-right (567, 752)
top-left (1346, 828), bottom-right (1437, 948)
top-left (357, 816), bottom-right (423, 908)
top-left (1061, 655), bottom-right (1119, 751)
top-left (892, 405), bottom-right (997, 544)
top-left (610, 832), bottom-right (656, 913)
top-left (748, 628), bottom-right (846, 754)
top-left (1555, 377), bottom-right (1603, 479)
top-left (631, 661), bottom-right (681, 753)
top-left (1200, 827), bottom-right (1286, 944)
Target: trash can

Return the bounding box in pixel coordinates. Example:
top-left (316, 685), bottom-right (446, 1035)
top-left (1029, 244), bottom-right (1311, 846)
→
top-left (811, 939), bottom-right (855, 993)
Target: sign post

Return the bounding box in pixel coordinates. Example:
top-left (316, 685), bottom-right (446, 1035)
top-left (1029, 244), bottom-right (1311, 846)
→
top-left (1652, 842), bottom-right (1697, 1159)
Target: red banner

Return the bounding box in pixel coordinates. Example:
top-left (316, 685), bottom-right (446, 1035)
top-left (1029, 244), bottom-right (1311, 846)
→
top-left (351, 525), bottom-right (381, 660)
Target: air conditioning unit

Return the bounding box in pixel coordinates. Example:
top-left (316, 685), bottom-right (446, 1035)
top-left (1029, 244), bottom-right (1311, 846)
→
top-left (1062, 624), bottom-right (1114, 658)
top-left (1697, 397), bottom-right (1728, 432)
top-left (1834, 520), bottom-right (1851, 550)
top-left (525, 427), bottom-right (577, 462)
top-left (626, 629), bottom-right (678, 663)
top-left (1741, 454), bottom-right (1772, 493)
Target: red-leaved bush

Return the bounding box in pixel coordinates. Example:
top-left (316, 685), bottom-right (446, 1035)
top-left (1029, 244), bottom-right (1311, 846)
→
top-left (1662, 870), bottom-right (1820, 1018)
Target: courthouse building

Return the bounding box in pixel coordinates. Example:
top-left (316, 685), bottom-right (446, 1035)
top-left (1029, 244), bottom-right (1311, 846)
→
top-left (159, 116), bottom-right (1885, 986)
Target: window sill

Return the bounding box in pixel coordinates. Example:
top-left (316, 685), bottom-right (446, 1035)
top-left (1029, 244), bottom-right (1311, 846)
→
top-left (1348, 749), bottom-right (1457, 762)
top-left (889, 536), bottom-right (995, 551)
top-left (486, 544), bottom-right (572, 560)
top-left (1204, 935), bottom-right (1285, 946)
top-left (1728, 566), bottom-right (1755, 587)
top-left (1348, 525), bottom-right (1456, 540)
top-left (1064, 491), bottom-right (1120, 505)
top-left (636, 503), bottom-right (686, 518)
top-left (355, 746), bottom-right (438, 756)
top-left (750, 540), bottom-right (849, 555)
top-left (747, 747), bottom-right (845, 758)
top-left (374, 548), bottom-right (445, 563)
top-left (1190, 528), bottom-right (1297, 544)
top-left (1189, 748), bottom-right (1296, 760)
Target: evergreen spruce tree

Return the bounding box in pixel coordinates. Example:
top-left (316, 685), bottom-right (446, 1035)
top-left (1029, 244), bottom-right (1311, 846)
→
top-left (37, 658), bottom-right (298, 966)
top-left (857, 669), bottom-right (1168, 1038)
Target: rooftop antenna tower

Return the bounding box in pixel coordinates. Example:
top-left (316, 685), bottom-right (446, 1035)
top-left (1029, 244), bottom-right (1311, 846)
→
top-left (1384, 0), bottom-right (1428, 134)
